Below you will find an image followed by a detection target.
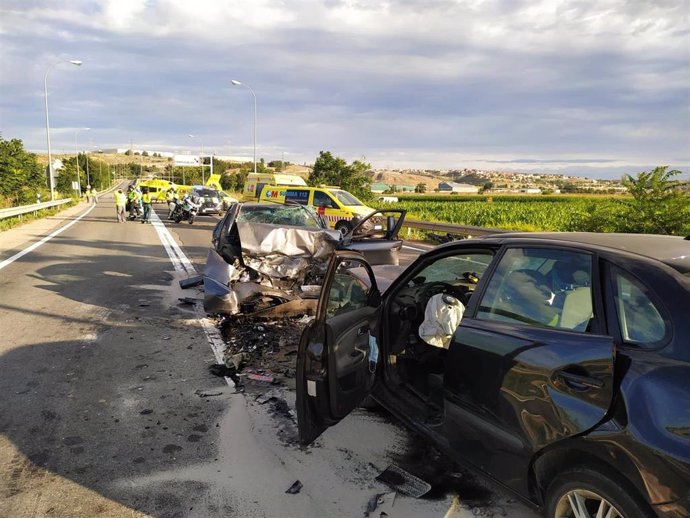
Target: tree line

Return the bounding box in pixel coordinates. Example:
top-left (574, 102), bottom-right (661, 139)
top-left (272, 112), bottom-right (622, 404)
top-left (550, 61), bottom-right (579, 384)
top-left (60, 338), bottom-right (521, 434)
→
top-left (2, 136), bottom-right (686, 235)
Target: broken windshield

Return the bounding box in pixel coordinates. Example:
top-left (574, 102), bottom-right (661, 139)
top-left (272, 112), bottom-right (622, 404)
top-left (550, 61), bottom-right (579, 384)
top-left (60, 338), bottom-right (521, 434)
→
top-left (236, 204), bottom-right (324, 228)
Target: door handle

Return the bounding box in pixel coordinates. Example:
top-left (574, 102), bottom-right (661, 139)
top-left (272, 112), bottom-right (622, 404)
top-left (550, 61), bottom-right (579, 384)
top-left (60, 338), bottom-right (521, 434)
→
top-left (556, 370), bottom-right (604, 390)
top-left (357, 326), bottom-right (368, 336)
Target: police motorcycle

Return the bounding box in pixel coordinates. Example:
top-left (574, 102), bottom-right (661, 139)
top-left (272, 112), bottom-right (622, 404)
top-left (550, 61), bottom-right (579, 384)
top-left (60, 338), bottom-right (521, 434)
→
top-left (172, 194), bottom-right (202, 224)
top-left (126, 187), bottom-right (143, 220)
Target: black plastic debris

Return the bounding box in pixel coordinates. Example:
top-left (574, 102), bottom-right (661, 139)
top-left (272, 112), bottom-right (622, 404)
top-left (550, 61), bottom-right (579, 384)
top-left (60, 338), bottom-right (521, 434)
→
top-left (179, 275), bottom-right (203, 289)
top-left (285, 480), bottom-right (303, 495)
top-left (178, 297), bottom-right (201, 305)
top-left (208, 363), bottom-right (240, 385)
top-left (365, 492), bottom-right (396, 517)
top-left (195, 390), bottom-right (223, 398)
top-left (219, 315), bottom-right (309, 383)
top-left (375, 464), bottom-right (431, 498)
top-left (255, 391), bottom-right (278, 404)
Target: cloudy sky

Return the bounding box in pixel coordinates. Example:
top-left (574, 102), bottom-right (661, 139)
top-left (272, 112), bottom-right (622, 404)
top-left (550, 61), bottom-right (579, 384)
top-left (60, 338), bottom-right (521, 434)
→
top-left (1, 0), bottom-right (688, 178)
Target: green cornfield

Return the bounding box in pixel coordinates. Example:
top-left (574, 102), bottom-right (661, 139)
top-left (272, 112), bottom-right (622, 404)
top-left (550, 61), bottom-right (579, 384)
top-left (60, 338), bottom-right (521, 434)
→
top-left (370, 195), bottom-right (631, 232)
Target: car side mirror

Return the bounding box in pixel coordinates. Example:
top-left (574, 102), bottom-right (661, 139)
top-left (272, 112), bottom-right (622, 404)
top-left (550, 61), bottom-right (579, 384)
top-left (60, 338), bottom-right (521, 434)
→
top-left (368, 288), bottom-right (381, 307)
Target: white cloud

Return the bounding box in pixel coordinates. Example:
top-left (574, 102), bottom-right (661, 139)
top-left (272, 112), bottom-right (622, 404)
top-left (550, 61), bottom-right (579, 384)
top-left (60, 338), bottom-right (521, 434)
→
top-left (1, 0), bottom-right (687, 178)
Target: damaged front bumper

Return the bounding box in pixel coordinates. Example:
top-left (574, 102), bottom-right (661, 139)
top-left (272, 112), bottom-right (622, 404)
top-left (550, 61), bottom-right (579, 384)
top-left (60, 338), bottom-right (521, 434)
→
top-left (203, 222), bottom-right (339, 316)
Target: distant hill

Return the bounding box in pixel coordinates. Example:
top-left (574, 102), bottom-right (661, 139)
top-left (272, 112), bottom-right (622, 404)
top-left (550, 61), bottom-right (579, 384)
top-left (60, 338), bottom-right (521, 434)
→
top-left (368, 170), bottom-right (445, 191)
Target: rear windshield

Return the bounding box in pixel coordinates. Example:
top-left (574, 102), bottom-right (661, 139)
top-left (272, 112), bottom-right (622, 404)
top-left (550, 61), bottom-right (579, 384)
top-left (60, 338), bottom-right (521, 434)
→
top-left (330, 189), bottom-right (364, 206)
top-left (195, 189), bottom-right (218, 197)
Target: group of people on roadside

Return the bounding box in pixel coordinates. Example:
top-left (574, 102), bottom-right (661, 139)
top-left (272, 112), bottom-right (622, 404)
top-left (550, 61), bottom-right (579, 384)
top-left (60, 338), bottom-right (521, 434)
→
top-left (113, 185), bottom-right (153, 223)
top-left (85, 185), bottom-right (98, 204)
top-left (111, 185), bottom-right (197, 224)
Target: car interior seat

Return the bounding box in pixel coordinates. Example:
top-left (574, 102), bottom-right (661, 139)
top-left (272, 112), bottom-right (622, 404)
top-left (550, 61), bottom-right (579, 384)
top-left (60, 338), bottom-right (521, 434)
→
top-left (559, 287), bottom-right (593, 331)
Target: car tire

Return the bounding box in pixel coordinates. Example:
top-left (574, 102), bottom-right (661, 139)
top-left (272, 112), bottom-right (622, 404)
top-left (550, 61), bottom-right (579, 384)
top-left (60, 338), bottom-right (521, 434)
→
top-left (544, 466), bottom-right (654, 518)
top-left (335, 221), bottom-right (352, 236)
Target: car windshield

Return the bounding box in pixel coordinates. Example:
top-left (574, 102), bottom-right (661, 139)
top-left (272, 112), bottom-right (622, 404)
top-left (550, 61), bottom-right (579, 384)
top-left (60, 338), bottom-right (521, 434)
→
top-left (236, 205), bottom-right (324, 228)
top-left (196, 189), bottom-right (218, 198)
top-left (330, 189), bottom-right (364, 206)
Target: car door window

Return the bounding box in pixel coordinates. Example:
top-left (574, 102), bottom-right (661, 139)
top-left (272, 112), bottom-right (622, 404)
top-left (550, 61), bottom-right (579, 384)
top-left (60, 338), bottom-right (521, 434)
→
top-left (313, 191), bottom-right (338, 209)
top-left (611, 268), bottom-right (667, 347)
top-left (326, 264), bottom-right (372, 318)
top-left (410, 253), bottom-right (493, 287)
top-left (477, 247), bottom-right (594, 331)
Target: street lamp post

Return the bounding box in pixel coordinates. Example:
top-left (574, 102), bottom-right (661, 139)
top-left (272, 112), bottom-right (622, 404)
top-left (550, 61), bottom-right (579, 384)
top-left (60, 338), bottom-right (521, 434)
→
top-left (230, 80), bottom-right (257, 175)
top-left (45, 59), bottom-right (83, 201)
top-left (74, 127), bottom-right (90, 196)
top-left (85, 148), bottom-right (90, 187)
top-left (92, 145), bottom-right (103, 188)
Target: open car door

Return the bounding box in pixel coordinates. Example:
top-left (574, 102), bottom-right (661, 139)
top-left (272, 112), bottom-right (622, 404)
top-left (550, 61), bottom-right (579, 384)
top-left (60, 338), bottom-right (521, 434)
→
top-left (296, 251), bottom-right (381, 445)
top-left (340, 209), bottom-right (406, 266)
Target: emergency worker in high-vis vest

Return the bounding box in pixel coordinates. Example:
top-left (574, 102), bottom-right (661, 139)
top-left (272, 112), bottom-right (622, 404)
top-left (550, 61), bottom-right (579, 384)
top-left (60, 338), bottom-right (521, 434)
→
top-left (141, 187), bottom-right (152, 224)
top-left (115, 189), bottom-right (127, 223)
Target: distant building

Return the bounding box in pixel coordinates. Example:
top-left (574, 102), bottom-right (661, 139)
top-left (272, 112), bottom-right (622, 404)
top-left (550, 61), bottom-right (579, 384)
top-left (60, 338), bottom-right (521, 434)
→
top-left (437, 182), bottom-right (480, 194)
top-left (370, 182), bottom-right (390, 193)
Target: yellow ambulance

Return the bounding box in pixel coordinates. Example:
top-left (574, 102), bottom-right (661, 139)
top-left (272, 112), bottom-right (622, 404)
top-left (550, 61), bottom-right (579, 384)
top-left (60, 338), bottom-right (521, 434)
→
top-left (242, 173), bottom-right (307, 201)
top-left (136, 178), bottom-right (176, 202)
top-left (258, 185), bottom-right (374, 234)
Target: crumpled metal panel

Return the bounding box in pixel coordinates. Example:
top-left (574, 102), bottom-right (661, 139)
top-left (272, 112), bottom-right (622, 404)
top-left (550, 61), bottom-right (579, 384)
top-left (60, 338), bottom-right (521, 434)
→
top-left (204, 248), bottom-right (303, 314)
top-left (243, 256), bottom-right (315, 280)
top-left (237, 221), bottom-right (338, 280)
top-left (204, 222), bottom-right (341, 315)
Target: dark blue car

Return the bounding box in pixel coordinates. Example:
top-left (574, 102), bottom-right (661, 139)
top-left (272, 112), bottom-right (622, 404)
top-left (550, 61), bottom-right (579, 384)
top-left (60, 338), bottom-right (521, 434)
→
top-left (297, 232), bottom-right (690, 518)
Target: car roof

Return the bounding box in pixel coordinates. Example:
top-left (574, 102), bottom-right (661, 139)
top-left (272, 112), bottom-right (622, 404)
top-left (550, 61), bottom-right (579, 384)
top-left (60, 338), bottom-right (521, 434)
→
top-left (492, 232), bottom-right (690, 273)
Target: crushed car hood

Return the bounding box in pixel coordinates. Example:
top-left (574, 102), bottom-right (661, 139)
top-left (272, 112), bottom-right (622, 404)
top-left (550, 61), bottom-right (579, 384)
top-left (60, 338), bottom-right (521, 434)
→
top-left (237, 221), bottom-right (339, 279)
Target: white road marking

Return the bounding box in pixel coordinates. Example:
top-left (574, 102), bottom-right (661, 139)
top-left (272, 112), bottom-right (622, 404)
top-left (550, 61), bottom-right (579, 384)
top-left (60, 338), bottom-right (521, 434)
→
top-left (0, 203), bottom-right (97, 272)
top-left (149, 210), bottom-right (234, 387)
top-left (403, 244), bottom-right (431, 252)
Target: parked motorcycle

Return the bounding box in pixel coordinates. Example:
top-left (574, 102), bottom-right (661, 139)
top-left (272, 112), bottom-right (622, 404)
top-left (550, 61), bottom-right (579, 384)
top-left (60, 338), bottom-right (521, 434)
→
top-left (172, 197), bottom-right (201, 224)
top-left (127, 200), bottom-right (143, 220)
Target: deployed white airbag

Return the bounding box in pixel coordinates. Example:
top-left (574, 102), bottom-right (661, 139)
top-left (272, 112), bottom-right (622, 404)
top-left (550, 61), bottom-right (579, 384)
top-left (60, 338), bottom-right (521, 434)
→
top-left (418, 293), bottom-right (465, 348)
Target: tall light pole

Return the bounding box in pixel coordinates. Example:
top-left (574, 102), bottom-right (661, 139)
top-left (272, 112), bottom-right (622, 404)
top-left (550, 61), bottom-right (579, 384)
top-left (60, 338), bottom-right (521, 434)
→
top-left (45, 59), bottom-right (82, 201)
top-left (74, 127), bottom-right (90, 195)
top-left (95, 146), bottom-right (103, 188)
top-left (230, 80), bottom-right (257, 175)
top-left (188, 134), bottom-right (205, 183)
top-left (85, 141), bottom-right (91, 187)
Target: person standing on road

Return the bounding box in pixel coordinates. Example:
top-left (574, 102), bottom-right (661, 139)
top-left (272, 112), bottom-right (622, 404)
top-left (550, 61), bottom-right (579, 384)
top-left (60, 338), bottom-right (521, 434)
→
top-left (85, 185), bottom-right (98, 204)
top-left (115, 189), bottom-right (127, 223)
top-left (165, 187), bottom-right (178, 219)
top-left (141, 187), bottom-right (152, 224)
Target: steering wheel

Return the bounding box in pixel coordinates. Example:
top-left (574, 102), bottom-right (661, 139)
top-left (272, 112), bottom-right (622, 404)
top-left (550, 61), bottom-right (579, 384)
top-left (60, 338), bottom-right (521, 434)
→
top-left (420, 282), bottom-right (468, 306)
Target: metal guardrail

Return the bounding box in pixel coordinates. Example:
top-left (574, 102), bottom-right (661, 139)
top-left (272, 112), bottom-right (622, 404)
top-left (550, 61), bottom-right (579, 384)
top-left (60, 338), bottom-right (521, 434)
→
top-left (0, 199), bottom-right (73, 221)
top-left (403, 219), bottom-right (510, 238)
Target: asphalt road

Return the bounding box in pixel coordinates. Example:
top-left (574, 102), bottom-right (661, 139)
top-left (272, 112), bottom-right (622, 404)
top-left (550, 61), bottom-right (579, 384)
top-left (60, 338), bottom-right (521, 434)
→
top-left (0, 193), bottom-right (537, 518)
